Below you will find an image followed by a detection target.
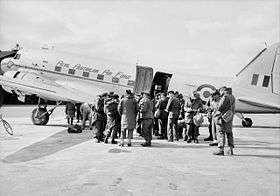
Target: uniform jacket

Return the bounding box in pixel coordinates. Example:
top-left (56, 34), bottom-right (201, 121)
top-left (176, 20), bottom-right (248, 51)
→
top-left (118, 95), bottom-right (138, 129)
top-left (185, 97), bottom-right (203, 123)
top-left (65, 102), bottom-right (76, 118)
top-left (139, 97), bottom-right (154, 120)
top-left (155, 97), bottom-right (169, 119)
top-left (92, 97), bottom-right (106, 122)
top-left (166, 96), bottom-right (181, 119)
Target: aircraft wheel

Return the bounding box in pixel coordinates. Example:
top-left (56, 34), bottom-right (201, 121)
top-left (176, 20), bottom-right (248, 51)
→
top-left (31, 108), bottom-right (49, 125)
top-left (242, 118), bottom-right (253, 127)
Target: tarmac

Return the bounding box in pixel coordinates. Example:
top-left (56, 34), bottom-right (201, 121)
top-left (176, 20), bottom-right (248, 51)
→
top-left (0, 106), bottom-right (279, 196)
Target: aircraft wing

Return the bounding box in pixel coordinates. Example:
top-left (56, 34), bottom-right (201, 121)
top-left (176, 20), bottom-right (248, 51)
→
top-left (0, 74), bottom-right (93, 103)
top-left (238, 97), bottom-right (280, 111)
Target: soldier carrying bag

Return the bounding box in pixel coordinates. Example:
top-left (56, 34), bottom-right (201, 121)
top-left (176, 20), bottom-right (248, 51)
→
top-left (222, 110), bottom-right (234, 123)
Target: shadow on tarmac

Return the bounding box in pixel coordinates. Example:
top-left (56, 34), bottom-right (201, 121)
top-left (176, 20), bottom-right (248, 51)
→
top-left (235, 154), bottom-right (280, 159)
top-left (2, 129), bottom-right (95, 163)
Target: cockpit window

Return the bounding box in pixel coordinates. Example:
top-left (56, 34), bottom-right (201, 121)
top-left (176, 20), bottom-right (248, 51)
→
top-left (251, 74), bottom-right (259, 85)
top-left (262, 75), bottom-right (270, 87)
top-left (14, 54), bottom-right (21, 60)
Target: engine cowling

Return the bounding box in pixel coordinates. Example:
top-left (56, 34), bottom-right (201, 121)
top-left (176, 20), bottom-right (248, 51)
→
top-left (196, 84), bottom-right (217, 103)
top-left (1, 71), bottom-right (20, 93)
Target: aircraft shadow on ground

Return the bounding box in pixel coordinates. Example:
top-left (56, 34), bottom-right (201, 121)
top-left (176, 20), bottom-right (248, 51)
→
top-left (2, 129), bottom-right (95, 164)
top-left (235, 154), bottom-right (280, 159)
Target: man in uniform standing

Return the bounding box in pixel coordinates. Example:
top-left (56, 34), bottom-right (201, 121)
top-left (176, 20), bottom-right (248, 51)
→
top-left (104, 94), bottom-right (119, 144)
top-left (118, 90), bottom-right (138, 146)
top-left (166, 91), bottom-right (181, 142)
top-left (139, 91), bottom-right (154, 146)
top-left (185, 91), bottom-right (203, 143)
top-left (92, 93), bottom-right (107, 142)
top-left (213, 87), bottom-right (235, 155)
top-left (155, 92), bottom-right (169, 139)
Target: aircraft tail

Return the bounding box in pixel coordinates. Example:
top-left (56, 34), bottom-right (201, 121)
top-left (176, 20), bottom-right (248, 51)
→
top-left (234, 42), bottom-right (280, 95)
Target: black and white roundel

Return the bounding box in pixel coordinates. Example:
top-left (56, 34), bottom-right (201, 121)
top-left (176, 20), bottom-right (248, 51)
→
top-left (196, 84), bottom-right (216, 102)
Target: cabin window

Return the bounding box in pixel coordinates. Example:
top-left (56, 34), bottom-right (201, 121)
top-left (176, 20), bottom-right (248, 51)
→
top-left (262, 75), bottom-right (270, 87)
top-left (251, 74), bottom-right (259, 85)
top-left (55, 66), bottom-right (62, 72)
top-left (97, 74), bottom-right (104, 80)
top-left (82, 72), bottom-right (89, 77)
top-left (68, 69), bottom-right (75, 75)
top-left (112, 77), bottom-right (119, 83)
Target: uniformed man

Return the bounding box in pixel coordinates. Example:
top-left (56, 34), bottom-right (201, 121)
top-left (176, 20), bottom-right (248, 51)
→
top-left (155, 92), bottom-right (169, 139)
top-left (92, 93), bottom-right (107, 142)
top-left (65, 102), bottom-right (76, 125)
top-left (104, 94), bottom-right (119, 144)
top-left (166, 91), bottom-right (181, 142)
top-left (118, 90), bottom-right (138, 147)
top-left (185, 91), bottom-right (203, 143)
top-left (208, 91), bottom-right (221, 146)
top-left (213, 87), bottom-right (235, 155)
top-left (80, 102), bottom-right (92, 130)
top-left (139, 91), bottom-right (154, 146)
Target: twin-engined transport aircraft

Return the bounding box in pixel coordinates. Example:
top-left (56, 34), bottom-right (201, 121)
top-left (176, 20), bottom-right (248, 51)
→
top-left (0, 43), bottom-right (279, 127)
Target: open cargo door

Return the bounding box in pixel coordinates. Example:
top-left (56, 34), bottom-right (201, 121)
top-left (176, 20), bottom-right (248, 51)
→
top-left (133, 66), bottom-right (153, 95)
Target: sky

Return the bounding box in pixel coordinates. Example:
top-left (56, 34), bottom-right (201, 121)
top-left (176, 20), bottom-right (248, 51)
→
top-left (0, 0), bottom-right (279, 77)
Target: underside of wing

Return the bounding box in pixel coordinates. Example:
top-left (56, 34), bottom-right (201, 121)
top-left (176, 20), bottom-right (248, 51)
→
top-left (0, 72), bottom-right (93, 103)
top-left (238, 97), bottom-right (280, 111)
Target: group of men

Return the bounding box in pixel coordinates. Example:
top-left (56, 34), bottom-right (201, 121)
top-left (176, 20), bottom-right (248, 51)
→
top-left (65, 86), bottom-right (235, 155)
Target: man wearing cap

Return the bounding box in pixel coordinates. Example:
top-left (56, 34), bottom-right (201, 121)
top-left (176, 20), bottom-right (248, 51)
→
top-left (185, 91), bottom-right (203, 143)
top-left (118, 90), bottom-right (138, 146)
top-left (166, 91), bottom-right (181, 142)
top-left (208, 90), bottom-right (221, 146)
top-left (139, 91), bottom-right (154, 146)
top-left (92, 93), bottom-right (107, 142)
top-left (213, 87), bottom-right (235, 155)
top-left (104, 94), bottom-right (119, 144)
top-left (155, 92), bottom-right (169, 139)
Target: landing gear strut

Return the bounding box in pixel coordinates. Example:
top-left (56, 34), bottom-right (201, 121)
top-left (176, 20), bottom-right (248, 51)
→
top-left (236, 113), bottom-right (253, 127)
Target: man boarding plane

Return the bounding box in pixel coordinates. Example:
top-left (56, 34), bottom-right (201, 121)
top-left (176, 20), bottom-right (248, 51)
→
top-left (0, 43), bottom-right (279, 127)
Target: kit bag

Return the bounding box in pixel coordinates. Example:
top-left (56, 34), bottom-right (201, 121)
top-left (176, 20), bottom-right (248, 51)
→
top-left (222, 110), bottom-right (233, 123)
top-left (193, 113), bottom-right (204, 127)
top-left (68, 124), bottom-right (82, 133)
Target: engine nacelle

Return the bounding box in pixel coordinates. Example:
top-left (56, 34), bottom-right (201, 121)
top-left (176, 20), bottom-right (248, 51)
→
top-left (1, 71), bottom-right (20, 93)
top-left (196, 84), bottom-right (217, 103)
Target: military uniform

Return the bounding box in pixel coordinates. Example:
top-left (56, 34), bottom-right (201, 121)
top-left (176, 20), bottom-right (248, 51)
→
top-left (213, 93), bottom-right (235, 154)
top-left (92, 96), bottom-right (106, 142)
top-left (155, 97), bottom-right (168, 139)
top-left (104, 97), bottom-right (119, 143)
top-left (80, 102), bottom-right (92, 129)
top-left (118, 94), bottom-right (138, 146)
top-left (185, 97), bottom-right (203, 143)
top-left (139, 96), bottom-right (154, 146)
top-left (166, 96), bottom-right (181, 141)
top-left (65, 102), bottom-right (76, 125)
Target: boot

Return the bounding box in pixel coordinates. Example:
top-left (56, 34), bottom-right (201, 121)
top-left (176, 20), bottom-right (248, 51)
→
top-left (187, 139), bottom-right (192, 143)
top-left (111, 140), bottom-right (118, 144)
top-left (227, 147), bottom-right (234, 155)
top-left (141, 142), bottom-right (151, 147)
top-left (213, 149), bottom-right (224, 156)
top-left (104, 136), bottom-right (109, 144)
top-left (204, 137), bottom-right (213, 141)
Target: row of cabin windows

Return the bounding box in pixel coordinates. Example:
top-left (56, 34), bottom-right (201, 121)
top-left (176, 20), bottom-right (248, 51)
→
top-left (251, 74), bottom-right (270, 87)
top-left (54, 66), bottom-right (134, 86)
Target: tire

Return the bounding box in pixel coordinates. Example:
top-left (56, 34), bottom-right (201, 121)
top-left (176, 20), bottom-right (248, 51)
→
top-left (31, 108), bottom-right (49, 125)
top-left (3, 120), bottom-right (13, 135)
top-left (242, 118), bottom-right (253, 127)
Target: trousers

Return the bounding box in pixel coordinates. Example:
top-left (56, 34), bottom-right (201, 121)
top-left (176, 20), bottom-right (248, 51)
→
top-left (167, 118), bottom-right (178, 141)
top-left (141, 119), bottom-right (153, 144)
